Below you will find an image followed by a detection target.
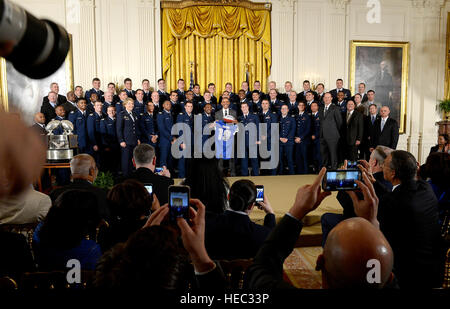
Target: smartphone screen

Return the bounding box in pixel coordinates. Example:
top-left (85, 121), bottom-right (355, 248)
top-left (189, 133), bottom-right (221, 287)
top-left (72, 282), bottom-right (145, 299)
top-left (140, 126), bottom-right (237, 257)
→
top-left (144, 184), bottom-right (153, 196)
top-left (155, 167), bottom-right (163, 173)
top-left (169, 186), bottom-right (190, 221)
top-left (256, 185), bottom-right (264, 203)
top-left (322, 170), bottom-right (361, 191)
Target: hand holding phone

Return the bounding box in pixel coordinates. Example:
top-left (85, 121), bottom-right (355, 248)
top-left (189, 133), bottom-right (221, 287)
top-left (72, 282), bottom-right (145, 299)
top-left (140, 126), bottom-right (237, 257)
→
top-left (255, 185), bottom-right (264, 209)
top-left (169, 185), bottom-right (190, 222)
top-left (322, 170), bottom-right (362, 191)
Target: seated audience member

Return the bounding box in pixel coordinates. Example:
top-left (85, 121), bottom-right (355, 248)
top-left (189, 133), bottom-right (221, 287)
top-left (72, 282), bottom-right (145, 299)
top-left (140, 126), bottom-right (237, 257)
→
top-left (94, 200), bottom-right (225, 289)
top-left (429, 133), bottom-right (450, 154)
top-left (181, 158), bottom-right (229, 215)
top-left (33, 190), bottom-right (102, 271)
top-left (374, 150), bottom-right (443, 288)
top-left (205, 180), bottom-right (275, 260)
top-left (0, 231), bottom-right (35, 281)
top-left (50, 154), bottom-right (110, 220)
top-left (117, 143), bottom-right (173, 205)
top-left (104, 179), bottom-right (159, 249)
top-left (418, 152), bottom-right (450, 226)
top-left (0, 186), bottom-right (51, 225)
top-left (321, 146), bottom-right (393, 246)
top-left (247, 168), bottom-right (395, 289)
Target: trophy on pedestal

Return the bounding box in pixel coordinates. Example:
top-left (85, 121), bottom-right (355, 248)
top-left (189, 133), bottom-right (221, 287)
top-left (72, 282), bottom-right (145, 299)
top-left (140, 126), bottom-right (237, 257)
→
top-left (45, 120), bottom-right (78, 162)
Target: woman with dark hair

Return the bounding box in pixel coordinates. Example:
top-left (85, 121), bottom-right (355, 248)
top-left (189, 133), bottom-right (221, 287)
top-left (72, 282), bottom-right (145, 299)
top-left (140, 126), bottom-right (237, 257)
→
top-left (105, 179), bottom-right (158, 248)
top-left (429, 134), bottom-right (450, 154)
top-left (205, 179), bottom-right (276, 260)
top-left (33, 190), bottom-right (102, 271)
top-left (419, 152), bottom-right (450, 225)
top-left (181, 158), bottom-right (229, 215)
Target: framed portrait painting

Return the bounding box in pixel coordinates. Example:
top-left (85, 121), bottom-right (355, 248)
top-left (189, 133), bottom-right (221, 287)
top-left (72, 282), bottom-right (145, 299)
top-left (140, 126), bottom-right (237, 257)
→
top-left (349, 41), bottom-right (409, 133)
top-left (0, 35), bottom-right (74, 125)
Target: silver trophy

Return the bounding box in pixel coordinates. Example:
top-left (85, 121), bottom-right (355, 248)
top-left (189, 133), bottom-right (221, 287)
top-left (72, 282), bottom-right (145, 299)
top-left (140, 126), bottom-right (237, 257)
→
top-left (45, 120), bottom-right (78, 162)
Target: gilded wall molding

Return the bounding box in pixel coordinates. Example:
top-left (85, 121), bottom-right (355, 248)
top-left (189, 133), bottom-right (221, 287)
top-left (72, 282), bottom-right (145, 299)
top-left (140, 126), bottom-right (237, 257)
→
top-left (161, 0), bottom-right (272, 11)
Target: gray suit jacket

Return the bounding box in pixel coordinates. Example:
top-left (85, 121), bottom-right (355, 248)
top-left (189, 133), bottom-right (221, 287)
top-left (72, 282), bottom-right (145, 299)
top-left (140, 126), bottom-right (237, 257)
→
top-left (215, 109), bottom-right (237, 121)
top-left (319, 104), bottom-right (342, 141)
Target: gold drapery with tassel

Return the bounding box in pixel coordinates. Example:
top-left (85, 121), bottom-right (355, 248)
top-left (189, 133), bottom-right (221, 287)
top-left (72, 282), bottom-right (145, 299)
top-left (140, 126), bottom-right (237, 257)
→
top-left (161, 0), bottom-right (272, 95)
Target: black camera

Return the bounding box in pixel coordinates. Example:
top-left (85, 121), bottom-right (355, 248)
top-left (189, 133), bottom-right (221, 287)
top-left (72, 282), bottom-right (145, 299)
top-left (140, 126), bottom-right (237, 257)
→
top-left (0, 0), bottom-right (70, 79)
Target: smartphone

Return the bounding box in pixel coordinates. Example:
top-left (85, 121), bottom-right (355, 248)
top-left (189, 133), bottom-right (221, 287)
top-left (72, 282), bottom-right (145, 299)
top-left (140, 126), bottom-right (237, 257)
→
top-left (155, 167), bottom-right (163, 173)
top-left (347, 161), bottom-right (359, 169)
top-left (168, 185), bottom-right (190, 221)
top-left (322, 170), bottom-right (362, 191)
top-left (255, 185), bottom-right (264, 203)
top-left (144, 183), bottom-right (153, 199)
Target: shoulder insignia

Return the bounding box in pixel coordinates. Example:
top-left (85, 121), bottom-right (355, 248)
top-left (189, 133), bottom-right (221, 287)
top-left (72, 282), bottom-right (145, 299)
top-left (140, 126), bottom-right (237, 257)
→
top-left (70, 111), bottom-right (75, 113)
top-left (89, 113), bottom-right (94, 116)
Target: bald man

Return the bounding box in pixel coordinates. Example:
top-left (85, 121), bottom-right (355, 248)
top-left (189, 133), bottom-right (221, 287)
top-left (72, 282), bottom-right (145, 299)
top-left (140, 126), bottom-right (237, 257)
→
top-left (316, 217), bottom-right (393, 288)
top-left (49, 154), bottom-right (110, 219)
top-left (247, 168), bottom-right (395, 289)
top-left (373, 106), bottom-right (399, 149)
top-left (31, 113), bottom-right (47, 135)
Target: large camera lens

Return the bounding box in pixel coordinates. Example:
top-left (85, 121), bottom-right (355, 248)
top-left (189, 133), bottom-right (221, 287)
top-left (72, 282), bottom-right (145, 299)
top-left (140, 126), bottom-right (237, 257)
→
top-left (0, 0), bottom-right (70, 79)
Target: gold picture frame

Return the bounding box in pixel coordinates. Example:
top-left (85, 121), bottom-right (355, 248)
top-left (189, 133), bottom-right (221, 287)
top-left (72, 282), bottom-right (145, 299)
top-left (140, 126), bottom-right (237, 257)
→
top-left (0, 34), bottom-right (74, 119)
top-left (349, 40), bottom-right (409, 134)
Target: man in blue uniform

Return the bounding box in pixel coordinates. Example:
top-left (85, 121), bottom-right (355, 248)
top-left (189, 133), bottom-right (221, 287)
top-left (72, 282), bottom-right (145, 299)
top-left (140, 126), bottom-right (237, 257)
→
top-left (310, 102), bottom-right (321, 173)
top-left (157, 100), bottom-right (174, 171)
top-left (51, 105), bottom-right (66, 135)
top-left (114, 90), bottom-right (129, 115)
top-left (134, 89), bottom-right (146, 115)
top-left (287, 91), bottom-right (299, 116)
top-left (102, 91), bottom-right (114, 114)
top-left (68, 98), bottom-right (89, 154)
top-left (175, 79), bottom-right (186, 103)
top-left (117, 98), bottom-right (141, 176)
top-left (87, 101), bottom-right (106, 164)
top-left (201, 91), bottom-right (217, 116)
top-left (201, 103), bottom-right (215, 147)
top-left (139, 101), bottom-right (158, 149)
top-left (123, 78), bottom-right (135, 100)
top-left (251, 90), bottom-right (262, 114)
top-left (157, 78), bottom-right (169, 105)
top-left (85, 77), bottom-right (104, 102)
top-left (278, 104), bottom-right (296, 175)
top-left (239, 101), bottom-right (260, 176)
top-left (169, 91), bottom-right (182, 119)
top-left (259, 99), bottom-right (278, 175)
top-left (294, 102), bottom-right (311, 174)
top-left (268, 89), bottom-right (283, 114)
top-left (175, 101), bottom-right (194, 178)
top-left (100, 105), bottom-right (119, 175)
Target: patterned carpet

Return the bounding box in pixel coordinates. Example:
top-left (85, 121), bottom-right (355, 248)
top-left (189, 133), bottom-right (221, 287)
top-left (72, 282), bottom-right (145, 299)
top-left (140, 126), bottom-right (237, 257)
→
top-left (283, 247), bottom-right (323, 289)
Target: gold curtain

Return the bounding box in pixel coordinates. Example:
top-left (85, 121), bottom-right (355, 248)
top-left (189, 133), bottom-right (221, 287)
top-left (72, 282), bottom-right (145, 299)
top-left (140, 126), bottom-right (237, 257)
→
top-left (161, 1), bottom-right (272, 95)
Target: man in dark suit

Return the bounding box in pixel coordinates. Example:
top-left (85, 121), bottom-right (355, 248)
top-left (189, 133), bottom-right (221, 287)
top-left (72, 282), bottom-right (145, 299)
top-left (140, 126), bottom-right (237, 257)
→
top-left (364, 104), bottom-right (380, 159)
top-left (344, 100), bottom-right (364, 161)
top-left (40, 91), bottom-right (58, 125)
top-left (330, 79), bottom-right (351, 102)
top-left (49, 154), bottom-right (110, 220)
top-left (373, 106), bottom-right (399, 149)
top-left (31, 112), bottom-right (47, 135)
top-left (205, 180), bottom-right (276, 260)
top-left (215, 98), bottom-right (238, 176)
top-left (215, 97), bottom-right (237, 121)
top-left (118, 143), bottom-right (174, 206)
top-left (60, 91), bottom-right (78, 115)
top-left (247, 169), bottom-right (395, 289)
top-left (42, 82), bottom-right (67, 107)
top-left (319, 93), bottom-right (343, 169)
top-left (375, 150), bottom-right (443, 288)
